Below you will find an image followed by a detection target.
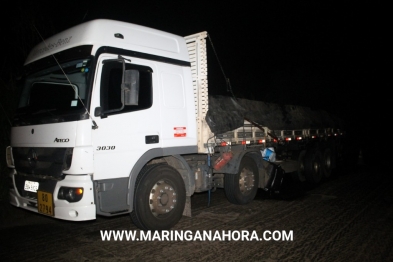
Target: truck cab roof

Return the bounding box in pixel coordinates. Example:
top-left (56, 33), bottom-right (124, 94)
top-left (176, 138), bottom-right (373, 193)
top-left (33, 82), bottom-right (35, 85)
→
top-left (25, 19), bottom-right (190, 65)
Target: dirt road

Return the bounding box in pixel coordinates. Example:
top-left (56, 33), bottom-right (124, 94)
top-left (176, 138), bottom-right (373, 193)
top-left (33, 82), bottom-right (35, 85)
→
top-left (1, 164), bottom-right (392, 261)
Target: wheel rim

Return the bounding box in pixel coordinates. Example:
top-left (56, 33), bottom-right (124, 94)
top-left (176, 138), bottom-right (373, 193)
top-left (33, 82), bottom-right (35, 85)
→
top-left (149, 180), bottom-right (177, 216)
top-left (298, 151), bottom-right (306, 182)
top-left (324, 153), bottom-right (331, 170)
top-left (313, 160), bottom-right (320, 175)
top-left (299, 161), bottom-right (305, 174)
top-left (238, 167), bottom-right (255, 195)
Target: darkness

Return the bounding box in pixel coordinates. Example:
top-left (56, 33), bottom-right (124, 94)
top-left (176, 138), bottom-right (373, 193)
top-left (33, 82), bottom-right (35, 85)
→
top-left (0, 1), bottom-right (388, 163)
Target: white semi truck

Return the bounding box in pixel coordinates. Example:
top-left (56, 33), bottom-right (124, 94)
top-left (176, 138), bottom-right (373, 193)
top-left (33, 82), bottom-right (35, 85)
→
top-left (6, 19), bottom-right (345, 230)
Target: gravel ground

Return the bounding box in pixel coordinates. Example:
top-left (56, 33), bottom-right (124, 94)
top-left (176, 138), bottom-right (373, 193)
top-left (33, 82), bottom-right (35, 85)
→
top-left (1, 163), bottom-right (392, 261)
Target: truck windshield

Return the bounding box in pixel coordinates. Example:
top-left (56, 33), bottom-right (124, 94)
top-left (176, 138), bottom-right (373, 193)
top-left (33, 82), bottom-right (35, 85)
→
top-left (15, 58), bottom-right (91, 122)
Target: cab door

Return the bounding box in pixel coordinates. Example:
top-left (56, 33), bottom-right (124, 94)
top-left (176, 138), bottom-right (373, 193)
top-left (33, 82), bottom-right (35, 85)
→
top-left (90, 54), bottom-right (160, 180)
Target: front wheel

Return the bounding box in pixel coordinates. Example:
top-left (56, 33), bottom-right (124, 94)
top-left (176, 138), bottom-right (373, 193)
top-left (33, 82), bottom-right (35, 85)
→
top-left (131, 164), bottom-right (186, 230)
top-left (224, 156), bottom-right (259, 205)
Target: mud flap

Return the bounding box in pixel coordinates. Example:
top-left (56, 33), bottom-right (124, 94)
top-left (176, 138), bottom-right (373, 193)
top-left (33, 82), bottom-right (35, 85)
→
top-left (182, 196), bottom-right (192, 217)
top-left (264, 161), bottom-right (286, 194)
top-left (264, 161), bottom-right (305, 199)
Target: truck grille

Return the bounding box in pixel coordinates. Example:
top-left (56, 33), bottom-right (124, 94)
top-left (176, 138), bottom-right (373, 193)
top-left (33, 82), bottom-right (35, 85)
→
top-left (12, 147), bottom-right (73, 178)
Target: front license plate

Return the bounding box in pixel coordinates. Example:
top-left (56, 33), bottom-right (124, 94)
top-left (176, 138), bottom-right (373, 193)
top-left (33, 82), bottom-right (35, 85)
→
top-left (24, 180), bottom-right (39, 193)
top-left (37, 191), bottom-right (54, 216)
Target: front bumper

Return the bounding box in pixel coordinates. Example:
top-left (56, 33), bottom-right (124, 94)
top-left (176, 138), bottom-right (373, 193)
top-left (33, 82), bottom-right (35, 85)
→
top-left (9, 171), bottom-right (96, 221)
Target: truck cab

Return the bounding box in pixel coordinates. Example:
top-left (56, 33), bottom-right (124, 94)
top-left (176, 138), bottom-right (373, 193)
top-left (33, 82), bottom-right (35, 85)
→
top-left (7, 19), bottom-right (200, 223)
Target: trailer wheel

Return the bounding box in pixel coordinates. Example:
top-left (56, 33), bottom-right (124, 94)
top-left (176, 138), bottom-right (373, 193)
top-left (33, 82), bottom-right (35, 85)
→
top-left (296, 150), bottom-right (307, 182)
top-left (322, 148), bottom-right (332, 178)
top-left (130, 164), bottom-right (186, 230)
top-left (224, 156), bottom-right (259, 205)
top-left (304, 149), bottom-right (323, 184)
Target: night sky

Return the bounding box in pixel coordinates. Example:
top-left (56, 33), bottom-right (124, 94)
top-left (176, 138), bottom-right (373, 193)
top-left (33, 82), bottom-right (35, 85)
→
top-left (1, 1), bottom-right (387, 149)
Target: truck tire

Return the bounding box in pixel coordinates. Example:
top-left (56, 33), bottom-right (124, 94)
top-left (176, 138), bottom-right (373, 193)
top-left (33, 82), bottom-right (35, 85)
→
top-left (224, 156), bottom-right (259, 205)
top-left (296, 150), bottom-right (307, 182)
top-left (304, 149), bottom-right (323, 185)
top-left (130, 164), bottom-right (186, 230)
top-left (322, 148), bottom-right (333, 178)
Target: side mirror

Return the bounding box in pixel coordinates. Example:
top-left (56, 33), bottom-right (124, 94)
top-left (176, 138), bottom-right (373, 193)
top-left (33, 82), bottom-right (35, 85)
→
top-left (94, 107), bottom-right (102, 117)
top-left (94, 106), bottom-right (107, 118)
top-left (123, 70), bottom-right (139, 105)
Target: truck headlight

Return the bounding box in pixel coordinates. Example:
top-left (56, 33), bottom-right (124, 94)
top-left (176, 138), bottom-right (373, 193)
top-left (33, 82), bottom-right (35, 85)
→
top-left (6, 146), bottom-right (14, 168)
top-left (58, 187), bottom-right (84, 202)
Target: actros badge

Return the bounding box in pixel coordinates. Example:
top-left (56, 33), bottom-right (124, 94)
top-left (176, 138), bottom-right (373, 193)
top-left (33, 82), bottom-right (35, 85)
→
top-left (54, 138), bottom-right (70, 143)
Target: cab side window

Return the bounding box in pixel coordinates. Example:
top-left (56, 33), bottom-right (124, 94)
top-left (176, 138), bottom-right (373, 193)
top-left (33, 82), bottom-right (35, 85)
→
top-left (100, 62), bottom-right (153, 114)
